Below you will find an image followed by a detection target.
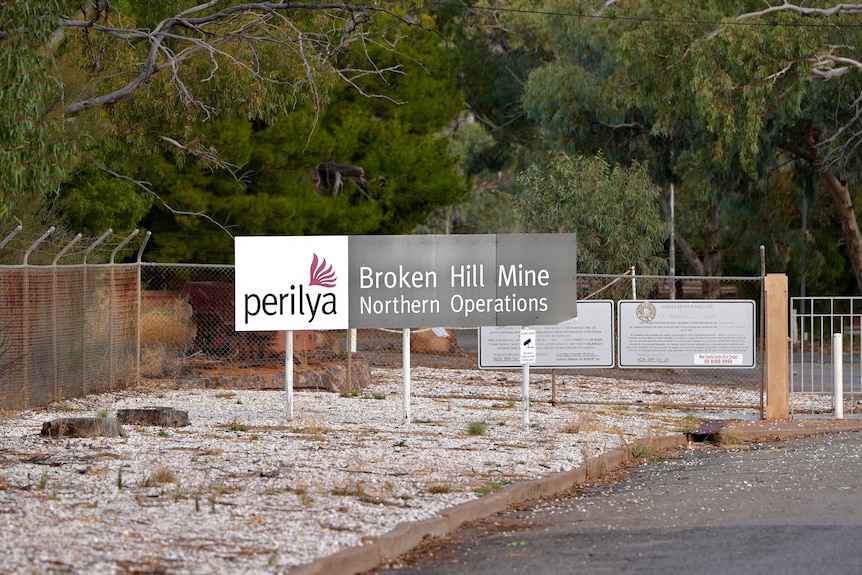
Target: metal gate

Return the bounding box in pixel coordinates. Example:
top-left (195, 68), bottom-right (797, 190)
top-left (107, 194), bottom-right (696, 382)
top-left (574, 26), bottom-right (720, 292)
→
top-left (790, 297), bottom-right (862, 415)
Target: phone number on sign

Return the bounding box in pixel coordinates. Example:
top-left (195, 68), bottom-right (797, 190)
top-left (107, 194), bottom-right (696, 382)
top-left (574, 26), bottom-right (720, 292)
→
top-left (694, 354), bottom-right (742, 365)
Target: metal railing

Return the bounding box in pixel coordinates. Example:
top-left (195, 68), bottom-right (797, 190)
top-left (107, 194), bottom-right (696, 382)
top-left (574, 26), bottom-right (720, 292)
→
top-left (791, 297), bottom-right (862, 415)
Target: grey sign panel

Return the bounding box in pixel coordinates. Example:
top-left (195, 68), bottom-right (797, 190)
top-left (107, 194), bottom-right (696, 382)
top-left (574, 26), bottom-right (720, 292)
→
top-left (348, 233), bottom-right (577, 328)
top-left (348, 235), bottom-right (496, 328)
top-left (479, 300), bottom-right (614, 369)
top-left (618, 300), bottom-right (756, 368)
top-left (495, 234), bottom-right (577, 325)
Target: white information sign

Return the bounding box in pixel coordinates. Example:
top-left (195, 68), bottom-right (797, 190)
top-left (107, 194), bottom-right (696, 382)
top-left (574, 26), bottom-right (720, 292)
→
top-left (520, 328), bottom-right (536, 365)
top-left (617, 300), bottom-right (755, 368)
top-left (478, 301), bottom-right (615, 369)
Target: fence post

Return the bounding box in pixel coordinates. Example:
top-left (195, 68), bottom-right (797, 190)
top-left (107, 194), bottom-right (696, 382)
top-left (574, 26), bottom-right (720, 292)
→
top-left (52, 234), bottom-right (82, 402)
top-left (764, 274), bottom-right (790, 420)
top-left (82, 230), bottom-right (112, 397)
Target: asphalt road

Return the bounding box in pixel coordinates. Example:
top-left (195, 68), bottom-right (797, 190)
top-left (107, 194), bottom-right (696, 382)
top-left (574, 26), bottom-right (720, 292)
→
top-left (371, 432), bottom-right (862, 575)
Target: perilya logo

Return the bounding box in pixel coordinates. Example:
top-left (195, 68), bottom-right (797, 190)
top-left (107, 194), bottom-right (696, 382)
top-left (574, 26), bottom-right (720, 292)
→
top-left (243, 253), bottom-right (338, 325)
top-left (309, 253), bottom-right (337, 287)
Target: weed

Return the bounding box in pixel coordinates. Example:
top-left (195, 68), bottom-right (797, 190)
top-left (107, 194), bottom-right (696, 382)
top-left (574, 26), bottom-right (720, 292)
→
top-left (97, 408), bottom-right (109, 418)
top-left (117, 469), bottom-right (124, 490)
top-left (215, 391), bottom-right (236, 399)
top-left (467, 421), bottom-right (487, 436)
top-left (631, 441), bottom-right (653, 459)
top-left (226, 420), bottom-right (249, 433)
top-left (157, 430), bottom-right (169, 437)
top-left (331, 481), bottom-right (387, 505)
top-left (362, 393), bottom-right (386, 400)
top-left (294, 487), bottom-right (314, 507)
top-left (392, 440), bottom-right (407, 448)
top-left (474, 479), bottom-right (512, 495)
top-left (191, 449), bottom-right (221, 462)
top-left (143, 466), bottom-right (177, 487)
top-left (562, 420), bottom-right (581, 434)
top-left (673, 415), bottom-right (705, 434)
top-left (427, 484), bottom-right (451, 494)
top-left (340, 391), bottom-right (361, 398)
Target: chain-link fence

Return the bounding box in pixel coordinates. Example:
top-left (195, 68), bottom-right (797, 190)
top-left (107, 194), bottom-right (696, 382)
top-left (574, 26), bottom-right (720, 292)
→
top-left (0, 227), bottom-right (147, 410)
top-left (0, 236), bottom-right (764, 412)
top-left (139, 262), bottom-right (764, 414)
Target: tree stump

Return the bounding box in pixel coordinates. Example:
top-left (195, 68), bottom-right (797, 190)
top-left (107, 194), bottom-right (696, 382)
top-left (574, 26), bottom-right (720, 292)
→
top-left (41, 417), bottom-right (126, 438)
top-left (116, 406), bottom-right (190, 427)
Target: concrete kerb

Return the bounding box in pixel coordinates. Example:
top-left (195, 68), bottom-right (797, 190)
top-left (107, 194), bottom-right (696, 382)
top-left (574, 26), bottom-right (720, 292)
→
top-left (717, 419), bottom-right (862, 445)
top-left (287, 432), bottom-right (688, 575)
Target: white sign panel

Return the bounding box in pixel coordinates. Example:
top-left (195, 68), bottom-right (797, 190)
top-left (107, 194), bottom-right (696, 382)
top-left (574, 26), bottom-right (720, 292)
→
top-left (618, 300), bottom-right (755, 368)
top-left (234, 236), bottom-right (350, 330)
top-left (478, 301), bottom-right (615, 369)
top-left (520, 328), bottom-right (536, 365)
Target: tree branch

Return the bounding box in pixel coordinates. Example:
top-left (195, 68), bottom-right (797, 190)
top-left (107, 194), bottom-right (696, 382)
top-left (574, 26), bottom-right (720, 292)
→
top-left (58, 3), bottom-right (422, 118)
top-left (86, 155), bottom-right (235, 238)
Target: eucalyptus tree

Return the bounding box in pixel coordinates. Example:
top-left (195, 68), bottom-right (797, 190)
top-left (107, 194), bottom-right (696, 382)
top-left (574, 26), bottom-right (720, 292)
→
top-left (519, 1), bottom-right (768, 294)
top-left (518, 152), bottom-right (669, 277)
top-left (522, 0), bottom-right (862, 294)
top-left (0, 0), bottom-right (446, 238)
top-left (140, 18), bottom-right (468, 262)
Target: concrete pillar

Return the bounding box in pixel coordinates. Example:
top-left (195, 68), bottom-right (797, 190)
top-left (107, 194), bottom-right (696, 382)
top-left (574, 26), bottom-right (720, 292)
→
top-left (764, 274), bottom-right (789, 420)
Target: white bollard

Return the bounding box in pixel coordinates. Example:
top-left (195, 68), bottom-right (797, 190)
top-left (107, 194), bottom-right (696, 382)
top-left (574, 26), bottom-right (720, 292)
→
top-left (403, 328), bottom-right (411, 424)
top-left (833, 333), bottom-right (844, 420)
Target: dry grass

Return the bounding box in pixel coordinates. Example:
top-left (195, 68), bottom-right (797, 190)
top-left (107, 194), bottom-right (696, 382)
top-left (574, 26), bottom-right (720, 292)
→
top-left (143, 466), bottom-right (178, 487)
top-left (140, 304), bottom-right (195, 348)
top-left (140, 296), bottom-right (195, 378)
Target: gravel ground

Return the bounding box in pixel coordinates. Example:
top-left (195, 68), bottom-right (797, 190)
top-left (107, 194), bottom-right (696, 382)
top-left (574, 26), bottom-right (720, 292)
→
top-left (0, 367), bottom-right (829, 574)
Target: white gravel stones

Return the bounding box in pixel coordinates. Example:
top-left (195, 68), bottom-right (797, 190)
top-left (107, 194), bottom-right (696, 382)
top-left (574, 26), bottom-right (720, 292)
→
top-left (0, 366), bottom-right (761, 574)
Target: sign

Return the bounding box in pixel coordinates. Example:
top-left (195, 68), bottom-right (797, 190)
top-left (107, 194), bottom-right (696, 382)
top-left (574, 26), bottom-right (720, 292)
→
top-left (478, 301), bottom-right (615, 369)
top-left (617, 300), bottom-right (755, 368)
top-left (235, 233), bottom-right (577, 330)
top-left (234, 236), bottom-right (349, 331)
top-left (348, 234), bottom-right (576, 328)
top-left (520, 328), bottom-right (536, 364)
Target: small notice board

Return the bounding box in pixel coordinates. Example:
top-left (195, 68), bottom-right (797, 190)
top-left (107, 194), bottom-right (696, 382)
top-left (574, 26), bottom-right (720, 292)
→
top-left (479, 301), bottom-right (614, 369)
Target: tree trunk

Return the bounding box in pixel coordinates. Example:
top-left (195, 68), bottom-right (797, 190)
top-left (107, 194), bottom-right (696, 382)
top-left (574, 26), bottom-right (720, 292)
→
top-left (117, 407), bottom-right (190, 427)
top-left (700, 221), bottom-right (722, 299)
top-left (822, 171), bottom-right (862, 294)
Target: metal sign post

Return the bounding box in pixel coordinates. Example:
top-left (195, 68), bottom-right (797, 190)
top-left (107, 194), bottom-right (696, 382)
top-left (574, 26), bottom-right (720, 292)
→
top-left (520, 328), bottom-right (536, 427)
top-left (285, 330), bottom-right (294, 420)
top-left (403, 328), bottom-right (411, 424)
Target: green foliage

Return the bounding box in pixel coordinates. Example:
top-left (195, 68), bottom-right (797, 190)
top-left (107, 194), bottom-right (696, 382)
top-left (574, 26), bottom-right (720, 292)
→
top-left (518, 152), bottom-right (669, 275)
top-left (140, 17), bottom-right (468, 262)
top-left (0, 1), bottom-right (77, 224)
top-left (511, 0), bottom-right (862, 292)
top-left (2, 3), bottom-right (467, 261)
